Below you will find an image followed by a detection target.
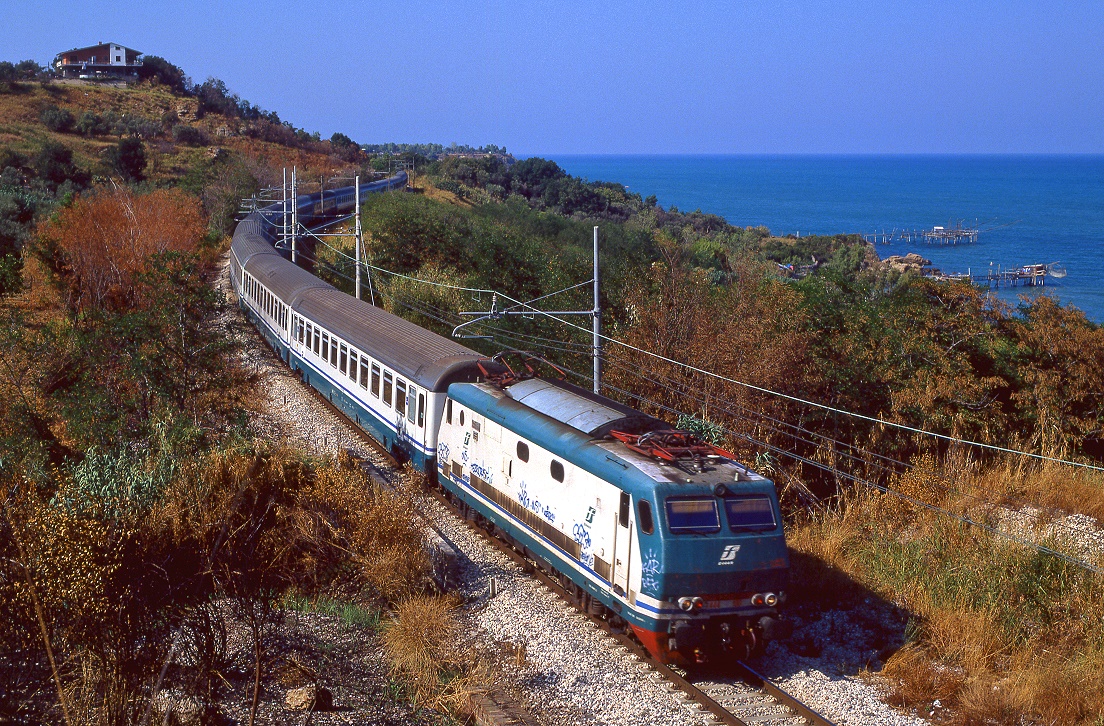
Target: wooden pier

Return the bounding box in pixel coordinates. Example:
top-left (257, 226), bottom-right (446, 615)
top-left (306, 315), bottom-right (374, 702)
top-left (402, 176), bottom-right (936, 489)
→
top-left (927, 263), bottom-right (1064, 288)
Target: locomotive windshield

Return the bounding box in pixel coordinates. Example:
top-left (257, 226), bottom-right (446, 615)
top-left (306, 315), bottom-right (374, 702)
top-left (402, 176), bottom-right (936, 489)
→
top-left (665, 497), bottom-right (721, 533)
top-left (724, 495), bottom-right (776, 531)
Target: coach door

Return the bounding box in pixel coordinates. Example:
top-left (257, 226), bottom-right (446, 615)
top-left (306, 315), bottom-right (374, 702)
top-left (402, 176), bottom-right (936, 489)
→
top-left (612, 491), bottom-right (633, 596)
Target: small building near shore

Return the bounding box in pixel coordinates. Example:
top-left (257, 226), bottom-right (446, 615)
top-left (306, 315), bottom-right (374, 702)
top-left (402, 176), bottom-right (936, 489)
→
top-left (54, 42), bottom-right (143, 79)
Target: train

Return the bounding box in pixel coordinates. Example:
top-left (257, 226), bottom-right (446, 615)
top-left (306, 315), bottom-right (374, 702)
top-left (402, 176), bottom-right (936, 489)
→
top-left (229, 174), bottom-right (792, 666)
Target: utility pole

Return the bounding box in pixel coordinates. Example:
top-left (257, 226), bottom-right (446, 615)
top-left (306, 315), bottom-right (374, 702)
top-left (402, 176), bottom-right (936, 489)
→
top-left (291, 166), bottom-right (298, 264)
top-left (592, 225), bottom-right (601, 394)
top-left (282, 168), bottom-right (287, 249)
top-left (354, 175), bottom-right (361, 300)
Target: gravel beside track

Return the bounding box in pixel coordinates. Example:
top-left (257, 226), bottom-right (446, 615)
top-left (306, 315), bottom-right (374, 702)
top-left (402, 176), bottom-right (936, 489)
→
top-left (221, 256), bottom-right (933, 726)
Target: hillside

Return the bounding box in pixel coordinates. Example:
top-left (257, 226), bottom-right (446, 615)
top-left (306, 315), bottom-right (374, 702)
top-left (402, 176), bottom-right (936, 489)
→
top-left (1, 62), bottom-right (1103, 726)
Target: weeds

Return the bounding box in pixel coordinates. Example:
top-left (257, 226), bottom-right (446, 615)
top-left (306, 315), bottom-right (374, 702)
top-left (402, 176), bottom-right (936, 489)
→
top-left (789, 455), bottom-right (1104, 724)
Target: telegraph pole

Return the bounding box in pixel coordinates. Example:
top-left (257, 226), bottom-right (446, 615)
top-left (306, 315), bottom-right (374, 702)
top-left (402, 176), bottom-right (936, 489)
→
top-left (291, 166), bottom-right (298, 263)
top-left (592, 225), bottom-right (601, 394)
top-left (282, 168), bottom-right (287, 249)
top-left (354, 175), bottom-right (361, 300)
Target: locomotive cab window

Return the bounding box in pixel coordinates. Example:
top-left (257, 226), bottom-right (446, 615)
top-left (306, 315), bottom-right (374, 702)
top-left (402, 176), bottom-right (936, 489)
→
top-left (516, 442), bottom-right (529, 462)
top-left (550, 460), bottom-right (564, 483)
top-left (638, 499), bottom-right (655, 535)
top-left (665, 497), bottom-right (721, 533)
top-left (724, 495), bottom-right (777, 532)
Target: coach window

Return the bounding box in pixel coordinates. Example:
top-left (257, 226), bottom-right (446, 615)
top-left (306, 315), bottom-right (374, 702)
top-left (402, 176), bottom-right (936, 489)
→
top-left (550, 460), bottom-right (564, 483)
top-left (418, 393), bottom-right (425, 427)
top-left (330, 338), bottom-right (338, 367)
top-left (446, 398), bottom-right (452, 424)
top-left (619, 492), bottom-right (630, 528)
top-left (383, 371), bottom-right (393, 406)
top-left (371, 364), bottom-right (381, 397)
top-left (321, 333), bottom-right (329, 363)
top-left (312, 326), bottom-right (320, 355)
top-left (407, 387), bottom-right (416, 423)
top-left (638, 499), bottom-right (655, 535)
top-left (517, 441), bottom-right (529, 462)
top-left (339, 344), bottom-right (347, 374)
top-left (396, 380), bottom-right (407, 417)
top-left (349, 351), bottom-right (358, 381)
top-left (359, 358), bottom-right (369, 389)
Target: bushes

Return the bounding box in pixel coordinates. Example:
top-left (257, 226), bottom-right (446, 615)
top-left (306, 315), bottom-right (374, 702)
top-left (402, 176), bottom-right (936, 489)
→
top-left (171, 123), bottom-right (208, 146)
top-left (36, 185), bottom-right (205, 311)
top-left (40, 104), bottom-right (74, 133)
top-left (105, 137), bottom-right (146, 181)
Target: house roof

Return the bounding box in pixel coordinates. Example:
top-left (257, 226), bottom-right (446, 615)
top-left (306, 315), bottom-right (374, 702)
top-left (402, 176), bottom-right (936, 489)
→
top-left (57, 42), bottom-right (142, 57)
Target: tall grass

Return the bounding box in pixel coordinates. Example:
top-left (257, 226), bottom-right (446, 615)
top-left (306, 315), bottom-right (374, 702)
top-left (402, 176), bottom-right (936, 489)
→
top-left (787, 456), bottom-right (1104, 724)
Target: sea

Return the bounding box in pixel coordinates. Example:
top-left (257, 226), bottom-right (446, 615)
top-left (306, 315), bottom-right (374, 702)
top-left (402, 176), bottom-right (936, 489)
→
top-left (549, 155), bottom-right (1104, 322)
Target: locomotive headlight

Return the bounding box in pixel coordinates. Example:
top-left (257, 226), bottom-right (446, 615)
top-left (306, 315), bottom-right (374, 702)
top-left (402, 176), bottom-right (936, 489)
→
top-left (751, 593), bottom-right (765, 606)
top-left (765, 593), bottom-right (779, 607)
top-left (692, 597), bottom-right (704, 611)
top-left (678, 597), bottom-right (694, 612)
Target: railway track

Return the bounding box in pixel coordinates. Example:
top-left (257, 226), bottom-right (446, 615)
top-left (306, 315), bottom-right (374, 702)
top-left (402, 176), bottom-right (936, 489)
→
top-left (288, 355), bottom-right (836, 726)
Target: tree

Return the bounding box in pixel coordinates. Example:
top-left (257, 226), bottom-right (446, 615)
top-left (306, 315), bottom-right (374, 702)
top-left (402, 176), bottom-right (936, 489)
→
top-left (135, 55), bottom-right (188, 94)
top-left (32, 142), bottom-right (88, 189)
top-left (40, 105), bottom-right (74, 133)
top-left (106, 138), bottom-right (146, 182)
top-left (35, 186), bottom-right (205, 311)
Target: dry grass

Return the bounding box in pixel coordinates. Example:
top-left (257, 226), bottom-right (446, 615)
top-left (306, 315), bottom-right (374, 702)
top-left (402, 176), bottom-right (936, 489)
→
top-left (789, 455), bottom-right (1104, 724)
top-left (382, 594), bottom-right (492, 714)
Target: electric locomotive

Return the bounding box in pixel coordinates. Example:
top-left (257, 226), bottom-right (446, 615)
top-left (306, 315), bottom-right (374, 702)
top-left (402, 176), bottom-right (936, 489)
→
top-left (229, 178), bottom-right (791, 667)
top-left (435, 366), bottom-right (790, 665)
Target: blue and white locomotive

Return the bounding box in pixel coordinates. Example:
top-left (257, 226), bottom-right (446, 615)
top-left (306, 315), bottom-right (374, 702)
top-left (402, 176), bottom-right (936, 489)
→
top-left (230, 176), bottom-right (791, 665)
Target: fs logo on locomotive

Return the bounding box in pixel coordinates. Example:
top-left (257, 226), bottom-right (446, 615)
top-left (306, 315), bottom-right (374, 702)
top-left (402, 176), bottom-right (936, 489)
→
top-left (718, 544), bottom-right (741, 565)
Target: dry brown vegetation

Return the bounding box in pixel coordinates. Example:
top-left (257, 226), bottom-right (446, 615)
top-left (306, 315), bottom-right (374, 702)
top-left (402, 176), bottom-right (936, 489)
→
top-left (36, 185), bottom-right (206, 310)
top-left (788, 456), bottom-right (1104, 725)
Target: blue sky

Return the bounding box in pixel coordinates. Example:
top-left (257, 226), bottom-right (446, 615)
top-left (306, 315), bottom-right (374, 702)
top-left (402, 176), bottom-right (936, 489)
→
top-left (5, 0), bottom-right (1103, 154)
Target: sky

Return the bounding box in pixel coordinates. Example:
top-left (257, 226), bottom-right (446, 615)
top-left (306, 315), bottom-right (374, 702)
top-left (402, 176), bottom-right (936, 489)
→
top-left (4, 0), bottom-right (1103, 155)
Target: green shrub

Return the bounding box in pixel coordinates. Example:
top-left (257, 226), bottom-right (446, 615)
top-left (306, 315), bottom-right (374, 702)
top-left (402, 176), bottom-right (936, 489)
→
top-left (40, 104), bottom-right (74, 133)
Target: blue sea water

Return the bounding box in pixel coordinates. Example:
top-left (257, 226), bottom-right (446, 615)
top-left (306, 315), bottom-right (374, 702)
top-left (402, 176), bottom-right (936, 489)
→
top-left (550, 155), bottom-right (1104, 322)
